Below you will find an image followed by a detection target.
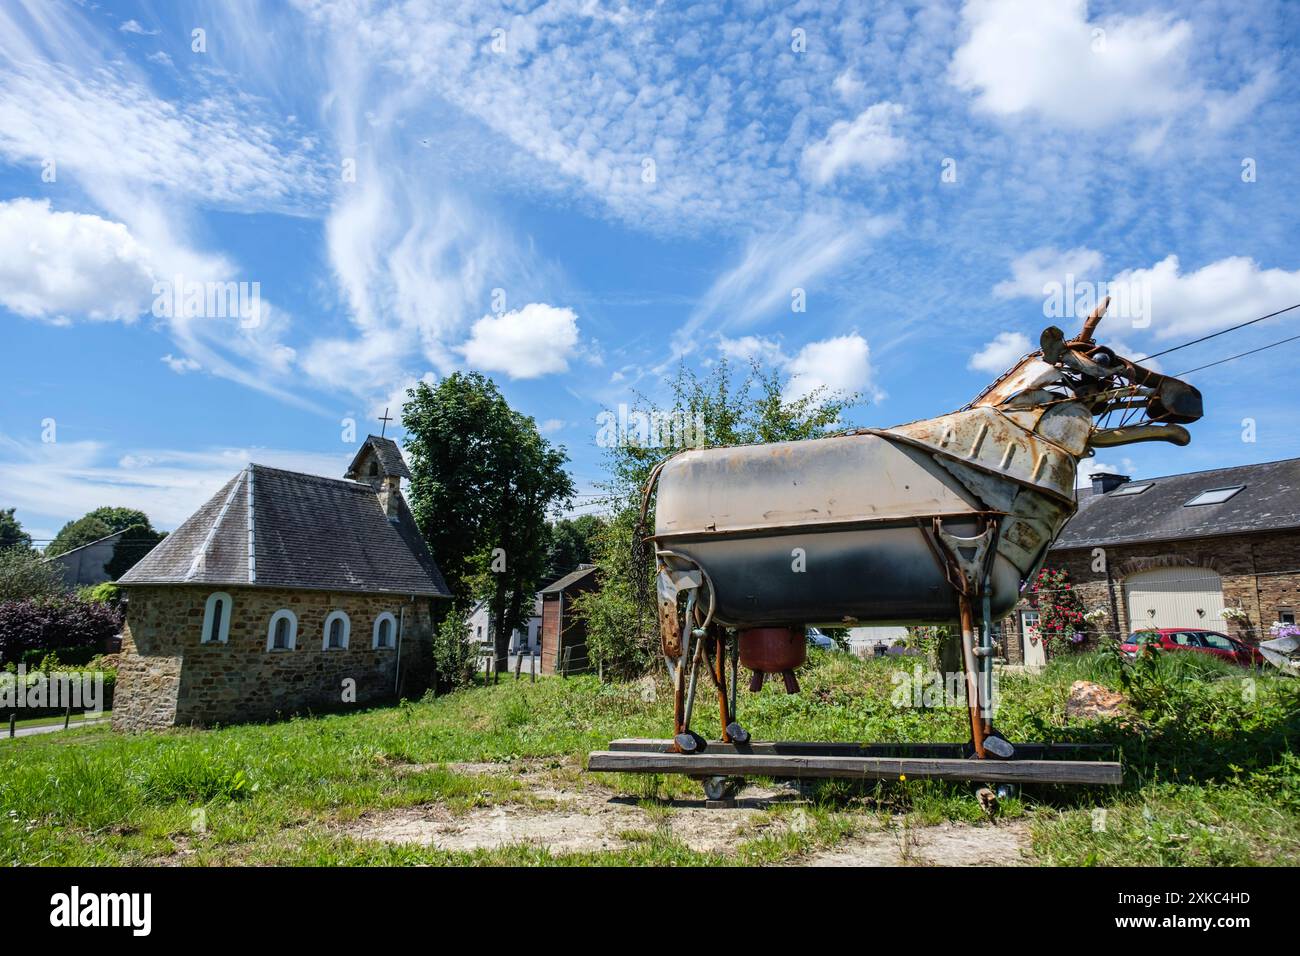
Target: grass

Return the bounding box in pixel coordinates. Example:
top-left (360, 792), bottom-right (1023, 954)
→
top-left (4, 710), bottom-right (112, 732)
top-left (0, 650), bottom-right (1295, 866)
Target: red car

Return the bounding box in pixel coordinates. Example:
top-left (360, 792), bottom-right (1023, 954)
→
top-left (1121, 628), bottom-right (1265, 666)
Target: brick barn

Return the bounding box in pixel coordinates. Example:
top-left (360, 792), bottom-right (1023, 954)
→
top-left (538, 564), bottom-right (598, 675)
top-left (1001, 457), bottom-right (1300, 665)
top-left (112, 436), bottom-right (450, 731)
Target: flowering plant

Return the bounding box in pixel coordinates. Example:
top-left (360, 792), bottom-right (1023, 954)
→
top-left (1220, 606), bottom-right (1252, 623)
top-left (1269, 621), bottom-right (1300, 640)
top-left (1028, 567), bottom-right (1087, 652)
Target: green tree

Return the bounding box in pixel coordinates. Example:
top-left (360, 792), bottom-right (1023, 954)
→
top-left (45, 515), bottom-right (113, 557)
top-left (403, 372), bottom-right (575, 677)
top-left (0, 547), bottom-right (67, 602)
top-left (45, 506), bottom-right (164, 579)
top-left (0, 508), bottom-right (32, 553)
top-left (543, 514), bottom-right (605, 581)
top-left (577, 357), bottom-right (862, 678)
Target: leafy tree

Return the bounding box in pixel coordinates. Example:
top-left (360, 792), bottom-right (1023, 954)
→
top-left (45, 507), bottom-right (164, 578)
top-left (543, 514), bottom-right (605, 581)
top-left (403, 372), bottom-right (575, 678)
top-left (0, 548), bottom-right (67, 603)
top-left (0, 508), bottom-right (32, 553)
top-left (83, 507), bottom-right (154, 534)
top-left (577, 357), bottom-right (862, 678)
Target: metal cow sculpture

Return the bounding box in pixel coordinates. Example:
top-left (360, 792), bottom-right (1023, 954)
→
top-left (642, 300), bottom-right (1203, 761)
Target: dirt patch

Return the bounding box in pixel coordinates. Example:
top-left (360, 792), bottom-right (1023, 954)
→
top-left (803, 819), bottom-right (1032, 867)
top-left (347, 779), bottom-right (800, 855)
top-left (347, 772), bottom-right (1032, 865)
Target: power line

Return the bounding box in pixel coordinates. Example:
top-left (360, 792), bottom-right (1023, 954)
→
top-left (1175, 331), bottom-right (1300, 376)
top-left (1138, 302), bottom-right (1300, 361)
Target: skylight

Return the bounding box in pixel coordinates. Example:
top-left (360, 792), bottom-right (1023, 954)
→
top-left (1184, 486), bottom-right (1245, 506)
top-left (1109, 483), bottom-right (1153, 497)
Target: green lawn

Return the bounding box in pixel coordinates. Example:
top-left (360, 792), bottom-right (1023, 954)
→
top-left (5, 710), bottom-right (112, 732)
top-left (0, 652), bottom-right (1295, 866)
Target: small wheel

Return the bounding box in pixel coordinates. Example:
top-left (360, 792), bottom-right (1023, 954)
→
top-left (703, 776), bottom-right (739, 801)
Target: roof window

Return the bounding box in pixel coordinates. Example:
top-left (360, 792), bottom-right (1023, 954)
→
top-left (1184, 486), bottom-right (1244, 506)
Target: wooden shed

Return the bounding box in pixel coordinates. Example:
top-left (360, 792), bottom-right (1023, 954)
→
top-left (539, 565), bottom-right (599, 675)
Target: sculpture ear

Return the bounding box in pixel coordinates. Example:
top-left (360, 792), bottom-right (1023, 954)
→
top-left (1040, 326), bottom-right (1066, 362)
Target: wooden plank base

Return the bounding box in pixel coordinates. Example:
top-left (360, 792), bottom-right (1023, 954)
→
top-left (588, 748), bottom-right (1122, 786)
top-left (606, 737), bottom-right (1115, 759)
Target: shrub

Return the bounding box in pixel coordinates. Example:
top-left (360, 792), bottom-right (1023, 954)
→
top-left (0, 548), bottom-right (67, 603)
top-left (0, 596), bottom-right (122, 667)
top-left (431, 612), bottom-right (475, 692)
top-left (79, 582), bottom-right (122, 606)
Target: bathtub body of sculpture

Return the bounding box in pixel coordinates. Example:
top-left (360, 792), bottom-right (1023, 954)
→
top-left (644, 306), bottom-right (1204, 763)
top-left (654, 392), bottom-right (1089, 629)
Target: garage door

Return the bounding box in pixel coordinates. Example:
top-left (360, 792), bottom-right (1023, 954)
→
top-left (1124, 567), bottom-right (1225, 631)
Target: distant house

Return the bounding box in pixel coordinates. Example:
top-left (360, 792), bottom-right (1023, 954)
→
top-left (467, 595), bottom-right (542, 656)
top-left (44, 526), bottom-right (164, 587)
top-left (1003, 457), bottom-right (1300, 664)
top-left (539, 564), bottom-right (599, 675)
top-left (112, 435), bottom-right (451, 731)
top-left (44, 530), bottom-right (128, 587)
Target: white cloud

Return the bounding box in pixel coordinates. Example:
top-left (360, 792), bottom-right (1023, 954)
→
top-left (1077, 456), bottom-right (1136, 489)
top-left (0, 59), bottom-right (325, 213)
top-left (0, 434), bottom-right (353, 536)
top-left (716, 335), bottom-right (788, 369)
top-left (832, 70), bottom-right (865, 102)
top-left (994, 246), bottom-right (1104, 299)
top-left (968, 331), bottom-right (1033, 375)
top-left (801, 102), bottom-right (906, 185)
top-left (784, 334), bottom-right (879, 404)
top-left (0, 199), bottom-right (154, 321)
top-left (538, 418), bottom-right (567, 434)
top-left (717, 333), bottom-right (879, 405)
top-left (458, 303), bottom-right (581, 379)
top-left (161, 354), bottom-right (201, 374)
top-left (1113, 255), bottom-right (1300, 341)
top-left (118, 20), bottom-right (158, 36)
top-left (950, 0), bottom-right (1197, 130)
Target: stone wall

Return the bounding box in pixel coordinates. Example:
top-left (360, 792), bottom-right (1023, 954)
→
top-left (1001, 529), bottom-right (1300, 660)
top-left (112, 585), bottom-right (436, 732)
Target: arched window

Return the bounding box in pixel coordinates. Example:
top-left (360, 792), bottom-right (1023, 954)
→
top-left (372, 612), bottom-right (397, 650)
top-left (266, 609), bottom-right (297, 651)
top-left (323, 610), bottom-right (350, 650)
top-left (201, 592), bottom-right (232, 644)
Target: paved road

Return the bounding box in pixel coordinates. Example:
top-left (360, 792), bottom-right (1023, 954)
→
top-left (2, 718), bottom-right (109, 740)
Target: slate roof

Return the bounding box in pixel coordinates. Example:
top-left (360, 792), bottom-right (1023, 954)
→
top-left (1054, 457), bottom-right (1300, 550)
top-left (345, 435), bottom-right (411, 480)
top-left (540, 564), bottom-right (599, 594)
top-left (119, 464), bottom-right (450, 597)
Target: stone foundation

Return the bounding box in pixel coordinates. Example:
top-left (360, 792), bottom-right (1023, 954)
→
top-left (112, 585), bottom-right (436, 732)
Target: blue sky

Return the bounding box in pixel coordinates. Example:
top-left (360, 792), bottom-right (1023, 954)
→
top-left (2, 0), bottom-right (1299, 543)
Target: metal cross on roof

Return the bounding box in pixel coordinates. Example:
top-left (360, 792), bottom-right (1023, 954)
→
top-left (378, 407), bottom-right (393, 437)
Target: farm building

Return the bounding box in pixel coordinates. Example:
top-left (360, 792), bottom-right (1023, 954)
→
top-left (112, 435), bottom-right (450, 731)
top-left (1002, 456), bottom-right (1300, 664)
top-left (538, 564), bottom-right (598, 675)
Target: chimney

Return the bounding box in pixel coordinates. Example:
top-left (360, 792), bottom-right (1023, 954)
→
top-left (1091, 472), bottom-right (1130, 495)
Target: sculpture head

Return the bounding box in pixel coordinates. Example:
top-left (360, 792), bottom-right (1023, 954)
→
top-left (974, 297), bottom-right (1203, 449)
